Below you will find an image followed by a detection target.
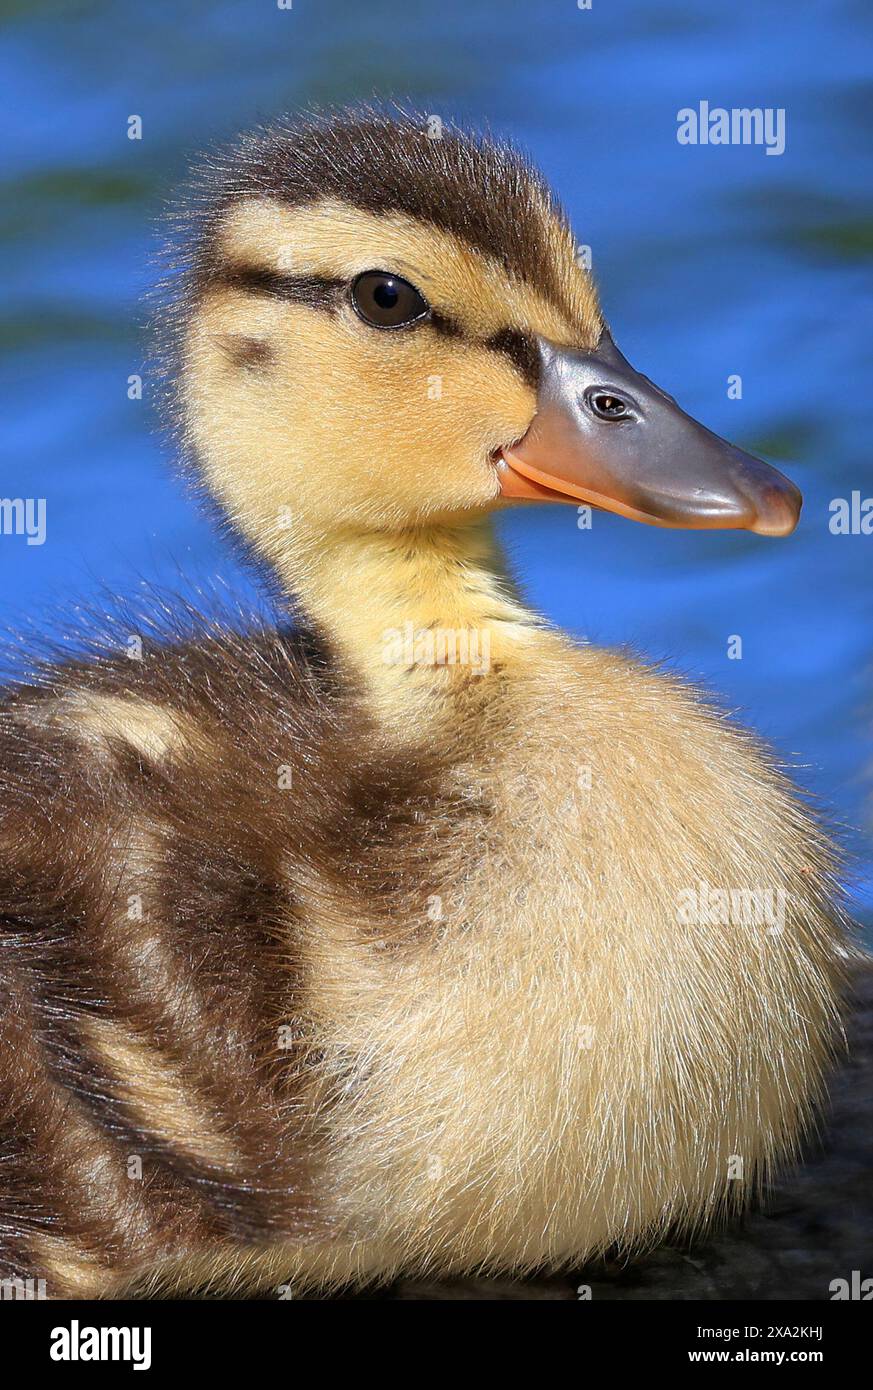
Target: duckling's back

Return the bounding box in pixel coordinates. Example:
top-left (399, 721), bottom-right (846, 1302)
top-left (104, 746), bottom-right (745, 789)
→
top-left (0, 619), bottom-right (460, 1295)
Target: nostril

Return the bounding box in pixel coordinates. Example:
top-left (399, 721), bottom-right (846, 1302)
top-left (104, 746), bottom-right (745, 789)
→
top-left (585, 388), bottom-right (633, 421)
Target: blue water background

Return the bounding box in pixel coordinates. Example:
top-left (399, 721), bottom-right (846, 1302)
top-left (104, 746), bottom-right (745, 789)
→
top-left (2, 0), bottom-right (872, 928)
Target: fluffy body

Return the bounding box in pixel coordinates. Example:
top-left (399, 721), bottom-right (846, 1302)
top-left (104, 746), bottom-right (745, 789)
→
top-left (0, 110), bottom-right (847, 1296)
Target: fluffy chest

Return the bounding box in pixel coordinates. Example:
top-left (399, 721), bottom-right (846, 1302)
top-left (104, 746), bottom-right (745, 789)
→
top-left (301, 647), bottom-right (843, 1277)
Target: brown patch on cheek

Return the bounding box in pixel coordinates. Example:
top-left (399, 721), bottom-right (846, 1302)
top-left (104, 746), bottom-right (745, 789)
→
top-left (216, 334), bottom-right (276, 370)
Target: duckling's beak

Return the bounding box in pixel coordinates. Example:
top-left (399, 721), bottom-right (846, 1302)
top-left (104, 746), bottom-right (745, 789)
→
top-left (498, 334), bottom-right (801, 536)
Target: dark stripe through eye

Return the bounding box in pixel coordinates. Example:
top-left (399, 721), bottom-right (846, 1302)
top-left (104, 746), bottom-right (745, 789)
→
top-left (485, 330), bottom-right (540, 387)
top-left (211, 264), bottom-right (346, 309)
top-left (207, 263), bottom-right (540, 388)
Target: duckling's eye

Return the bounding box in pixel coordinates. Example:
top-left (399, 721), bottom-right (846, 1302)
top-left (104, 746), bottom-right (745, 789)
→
top-left (351, 271), bottom-right (430, 329)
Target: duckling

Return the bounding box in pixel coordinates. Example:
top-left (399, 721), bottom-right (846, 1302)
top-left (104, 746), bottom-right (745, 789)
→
top-left (0, 110), bottom-right (846, 1300)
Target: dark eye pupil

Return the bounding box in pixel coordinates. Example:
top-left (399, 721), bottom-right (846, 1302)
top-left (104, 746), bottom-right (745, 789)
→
top-left (373, 281), bottom-right (399, 310)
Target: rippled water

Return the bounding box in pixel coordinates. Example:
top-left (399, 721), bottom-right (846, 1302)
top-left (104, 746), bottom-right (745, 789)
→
top-left (2, 0), bottom-right (872, 928)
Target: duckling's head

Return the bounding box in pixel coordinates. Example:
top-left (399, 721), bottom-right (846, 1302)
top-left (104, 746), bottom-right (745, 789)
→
top-left (173, 109), bottom-right (801, 572)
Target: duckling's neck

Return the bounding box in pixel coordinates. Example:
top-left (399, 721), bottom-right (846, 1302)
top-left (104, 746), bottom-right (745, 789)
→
top-left (275, 517), bottom-right (542, 732)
